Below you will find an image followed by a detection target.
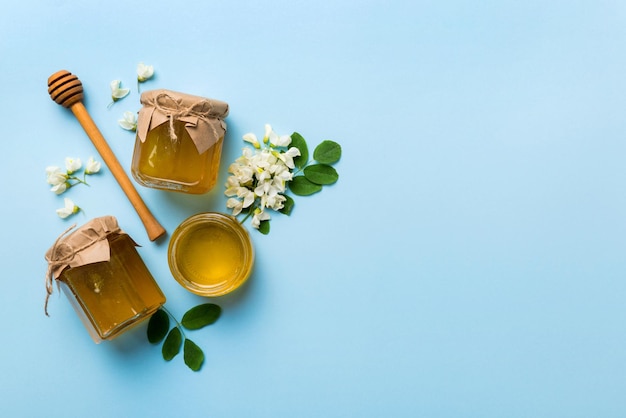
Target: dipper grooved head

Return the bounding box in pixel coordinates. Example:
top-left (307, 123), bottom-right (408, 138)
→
top-left (48, 70), bottom-right (84, 108)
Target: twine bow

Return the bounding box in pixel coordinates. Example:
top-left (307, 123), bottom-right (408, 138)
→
top-left (144, 92), bottom-right (219, 141)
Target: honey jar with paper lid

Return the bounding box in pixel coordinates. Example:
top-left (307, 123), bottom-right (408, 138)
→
top-left (44, 216), bottom-right (166, 343)
top-left (131, 89), bottom-right (229, 194)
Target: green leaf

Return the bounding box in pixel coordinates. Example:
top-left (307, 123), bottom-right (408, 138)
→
top-left (147, 309), bottom-right (170, 344)
top-left (181, 304), bottom-right (222, 330)
top-left (313, 140), bottom-right (342, 164)
top-left (290, 132), bottom-right (309, 169)
top-left (184, 339), bottom-right (205, 372)
top-left (162, 327), bottom-right (182, 361)
top-left (259, 220), bottom-right (270, 235)
top-left (278, 194), bottom-right (295, 216)
top-left (303, 164), bottom-right (339, 185)
top-left (288, 176), bottom-right (323, 196)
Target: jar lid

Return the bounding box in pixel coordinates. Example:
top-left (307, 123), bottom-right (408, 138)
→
top-left (45, 216), bottom-right (128, 281)
top-left (137, 89), bottom-right (229, 154)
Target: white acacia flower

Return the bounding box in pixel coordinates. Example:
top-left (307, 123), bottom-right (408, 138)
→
top-left (65, 157), bottom-right (82, 174)
top-left (85, 157), bottom-right (101, 174)
top-left (225, 185), bottom-right (256, 216)
top-left (51, 183), bottom-right (68, 194)
top-left (46, 166), bottom-right (69, 194)
top-left (228, 161), bottom-right (255, 185)
top-left (263, 124), bottom-right (272, 144)
top-left (56, 198), bottom-right (80, 219)
top-left (242, 133), bottom-right (261, 149)
top-left (46, 166), bottom-right (66, 185)
top-left (226, 197), bottom-right (244, 216)
top-left (270, 133), bottom-right (292, 147)
top-left (238, 187), bottom-right (256, 208)
top-left (251, 208), bottom-right (270, 229)
top-left (268, 130), bottom-right (291, 148)
top-left (277, 147), bottom-right (301, 169)
top-left (110, 80), bottom-right (130, 102)
top-left (137, 62), bottom-right (154, 82)
top-left (259, 184), bottom-right (285, 211)
top-left (118, 111), bottom-right (137, 131)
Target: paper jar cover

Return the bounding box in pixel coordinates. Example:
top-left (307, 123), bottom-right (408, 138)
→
top-left (136, 89), bottom-right (229, 154)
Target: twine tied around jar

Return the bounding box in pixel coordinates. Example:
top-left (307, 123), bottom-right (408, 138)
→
top-left (143, 92), bottom-right (220, 142)
top-left (44, 219), bottom-right (122, 316)
top-left (137, 89), bottom-right (228, 154)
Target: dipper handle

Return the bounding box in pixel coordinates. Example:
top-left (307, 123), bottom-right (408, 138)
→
top-left (48, 70), bottom-right (166, 241)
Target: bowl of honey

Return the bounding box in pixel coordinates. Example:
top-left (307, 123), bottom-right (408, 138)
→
top-left (168, 212), bottom-right (254, 297)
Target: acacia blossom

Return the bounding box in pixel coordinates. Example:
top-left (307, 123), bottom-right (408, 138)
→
top-left (224, 124), bottom-right (300, 229)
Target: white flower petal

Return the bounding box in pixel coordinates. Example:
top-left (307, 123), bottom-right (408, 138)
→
top-left (56, 198), bottom-right (78, 218)
top-left (242, 133), bottom-right (260, 149)
top-left (226, 197), bottom-right (243, 216)
top-left (112, 87), bottom-right (130, 99)
top-left (85, 157), bottom-right (101, 174)
top-left (65, 157), bottom-right (82, 174)
top-left (118, 111), bottom-right (137, 131)
top-left (137, 62), bottom-right (154, 81)
top-left (50, 182), bottom-right (68, 195)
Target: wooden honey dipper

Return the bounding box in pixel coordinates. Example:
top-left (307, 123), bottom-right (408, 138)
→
top-left (48, 70), bottom-right (166, 241)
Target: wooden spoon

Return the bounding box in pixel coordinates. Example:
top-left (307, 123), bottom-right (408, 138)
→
top-left (48, 70), bottom-right (165, 241)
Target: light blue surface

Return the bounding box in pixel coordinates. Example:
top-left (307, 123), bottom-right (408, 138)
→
top-left (2, 0), bottom-right (626, 416)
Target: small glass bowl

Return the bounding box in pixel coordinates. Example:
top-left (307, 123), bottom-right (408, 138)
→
top-left (168, 212), bottom-right (254, 297)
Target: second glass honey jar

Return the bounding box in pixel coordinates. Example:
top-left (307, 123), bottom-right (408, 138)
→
top-left (44, 216), bottom-right (166, 343)
top-left (131, 89), bottom-right (229, 194)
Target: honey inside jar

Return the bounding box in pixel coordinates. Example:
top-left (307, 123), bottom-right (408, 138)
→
top-left (168, 213), bottom-right (254, 297)
top-left (59, 233), bottom-right (166, 341)
top-left (131, 120), bottom-right (224, 194)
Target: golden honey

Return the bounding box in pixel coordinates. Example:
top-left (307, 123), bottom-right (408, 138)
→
top-left (131, 89), bottom-right (229, 194)
top-left (131, 120), bottom-right (223, 193)
top-left (168, 213), bottom-right (254, 297)
top-left (45, 217), bottom-right (166, 343)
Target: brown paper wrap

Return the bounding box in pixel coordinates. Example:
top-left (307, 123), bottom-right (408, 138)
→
top-left (136, 89), bottom-right (229, 154)
top-left (44, 216), bottom-right (133, 315)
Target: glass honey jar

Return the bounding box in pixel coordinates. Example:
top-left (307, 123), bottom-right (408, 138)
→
top-left (131, 89), bottom-right (229, 194)
top-left (45, 216), bottom-right (166, 343)
top-left (168, 212), bottom-right (254, 297)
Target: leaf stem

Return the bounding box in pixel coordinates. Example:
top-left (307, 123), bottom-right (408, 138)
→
top-left (293, 162), bottom-right (310, 176)
top-left (68, 175), bottom-right (89, 186)
top-left (161, 306), bottom-right (187, 339)
top-left (238, 206), bottom-right (256, 224)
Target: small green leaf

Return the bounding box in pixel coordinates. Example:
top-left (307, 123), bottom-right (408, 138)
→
top-left (288, 176), bottom-right (323, 196)
top-left (259, 220), bottom-right (270, 235)
top-left (184, 339), bottom-right (205, 372)
top-left (290, 132), bottom-right (309, 169)
top-left (303, 164), bottom-right (339, 185)
top-left (313, 140), bottom-right (342, 164)
top-left (279, 194), bottom-right (295, 216)
top-left (147, 309), bottom-right (170, 344)
top-left (181, 304), bottom-right (222, 330)
top-left (162, 327), bottom-right (182, 361)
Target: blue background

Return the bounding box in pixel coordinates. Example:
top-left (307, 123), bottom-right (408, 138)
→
top-left (2, 0), bottom-right (626, 416)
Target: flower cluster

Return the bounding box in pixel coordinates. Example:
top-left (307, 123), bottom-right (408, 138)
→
top-left (45, 157), bottom-right (101, 218)
top-left (46, 157), bottom-right (101, 194)
top-left (225, 124), bottom-right (300, 230)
